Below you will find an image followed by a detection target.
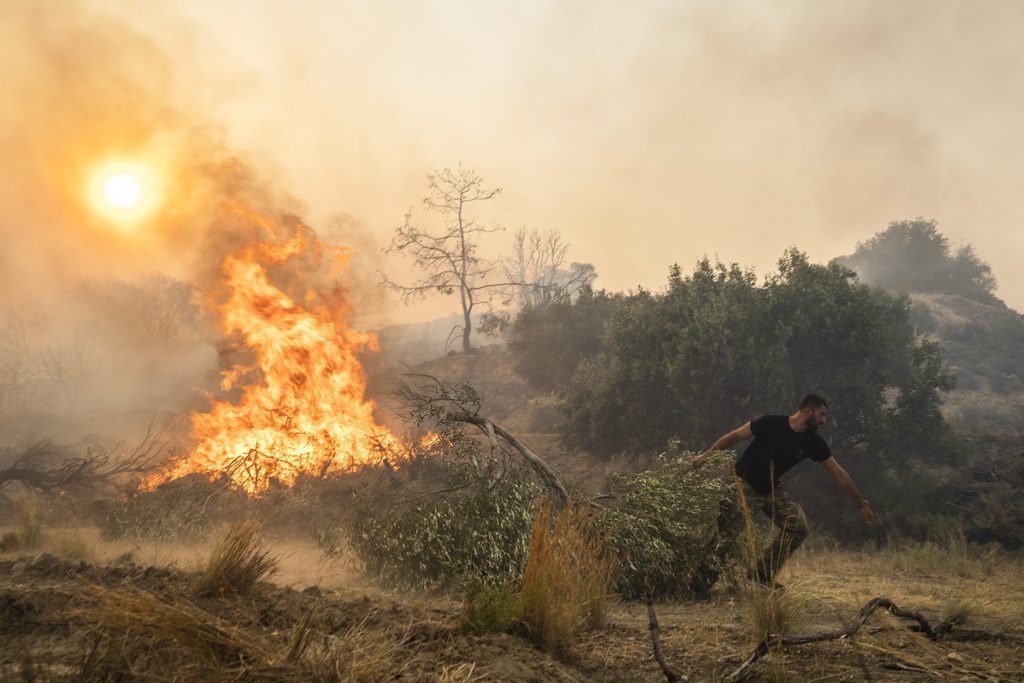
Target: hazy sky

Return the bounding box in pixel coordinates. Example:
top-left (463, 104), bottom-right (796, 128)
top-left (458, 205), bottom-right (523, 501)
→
top-left (5, 0), bottom-right (1024, 325)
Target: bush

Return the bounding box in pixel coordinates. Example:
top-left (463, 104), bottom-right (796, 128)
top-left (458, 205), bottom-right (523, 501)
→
top-left (100, 475), bottom-right (240, 541)
top-left (347, 462), bottom-right (539, 590)
top-left (460, 581), bottom-right (522, 635)
top-left (509, 289), bottom-right (620, 392)
top-left (601, 449), bottom-right (739, 599)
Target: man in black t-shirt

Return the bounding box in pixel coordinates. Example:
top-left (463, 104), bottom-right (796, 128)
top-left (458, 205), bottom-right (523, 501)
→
top-left (692, 394), bottom-right (876, 587)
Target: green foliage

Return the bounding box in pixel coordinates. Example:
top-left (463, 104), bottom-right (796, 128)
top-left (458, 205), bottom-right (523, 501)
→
top-left (601, 450), bottom-right (739, 599)
top-left (768, 249), bottom-right (916, 447)
top-left (460, 581), bottom-right (523, 634)
top-left (347, 461), bottom-right (540, 591)
top-left (509, 288), bottom-right (621, 391)
top-left (559, 251), bottom-right (930, 455)
top-left (834, 218), bottom-right (998, 303)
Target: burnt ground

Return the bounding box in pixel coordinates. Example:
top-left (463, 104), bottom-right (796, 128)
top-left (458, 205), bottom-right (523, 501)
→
top-left (1, 538), bottom-right (1022, 682)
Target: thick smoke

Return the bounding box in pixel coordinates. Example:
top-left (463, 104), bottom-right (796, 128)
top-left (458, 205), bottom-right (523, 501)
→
top-left (0, 1), bottom-right (384, 447)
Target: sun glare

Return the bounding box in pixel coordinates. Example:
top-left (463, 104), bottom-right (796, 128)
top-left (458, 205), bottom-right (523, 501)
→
top-left (104, 173), bottom-right (143, 208)
top-left (89, 161), bottom-right (161, 226)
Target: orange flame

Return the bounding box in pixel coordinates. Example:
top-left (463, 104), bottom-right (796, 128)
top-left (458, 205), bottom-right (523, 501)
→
top-left (149, 217), bottom-right (397, 494)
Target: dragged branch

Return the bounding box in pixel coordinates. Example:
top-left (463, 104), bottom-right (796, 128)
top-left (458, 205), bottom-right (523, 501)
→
top-left (391, 373), bottom-right (568, 505)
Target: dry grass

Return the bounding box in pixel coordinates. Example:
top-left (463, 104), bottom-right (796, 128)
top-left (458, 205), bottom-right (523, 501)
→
top-left (52, 531), bottom-right (96, 562)
top-left (74, 583), bottom-right (273, 670)
top-left (14, 495), bottom-right (47, 549)
top-left (192, 519), bottom-right (279, 598)
top-left (306, 618), bottom-right (409, 682)
top-left (438, 662), bottom-right (484, 682)
top-left (520, 498), bottom-right (616, 655)
top-left (74, 583), bottom-right (410, 682)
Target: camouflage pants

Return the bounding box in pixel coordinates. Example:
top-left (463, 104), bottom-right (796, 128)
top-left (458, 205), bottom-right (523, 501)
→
top-left (720, 477), bottom-right (810, 584)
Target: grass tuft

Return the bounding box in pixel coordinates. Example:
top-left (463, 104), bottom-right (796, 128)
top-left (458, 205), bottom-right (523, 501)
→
top-left (746, 582), bottom-right (812, 642)
top-left (192, 519), bottom-right (279, 598)
top-left (520, 498), bottom-right (616, 655)
top-left (14, 495), bottom-right (47, 550)
top-left (940, 598), bottom-right (978, 626)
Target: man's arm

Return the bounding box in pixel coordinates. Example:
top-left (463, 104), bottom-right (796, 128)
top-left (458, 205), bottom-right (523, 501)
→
top-left (820, 457), bottom-right (876, 527)
top-left (691, 422), bottom-right (753, 467)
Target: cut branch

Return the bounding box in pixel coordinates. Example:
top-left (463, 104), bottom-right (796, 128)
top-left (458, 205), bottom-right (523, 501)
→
top-left (451, 413), bottom-right (568, 507)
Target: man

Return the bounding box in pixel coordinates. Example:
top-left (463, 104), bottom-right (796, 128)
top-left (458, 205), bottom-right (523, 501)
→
top-left (693, 394), bottom-right (876, 588)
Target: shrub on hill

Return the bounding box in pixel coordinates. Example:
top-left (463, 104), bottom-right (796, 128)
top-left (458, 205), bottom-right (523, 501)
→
top-left (834, 218), bottom-right (999, 304)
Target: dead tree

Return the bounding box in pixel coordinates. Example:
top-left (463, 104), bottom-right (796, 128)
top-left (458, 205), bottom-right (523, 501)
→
top-left (0, 427), bottom-right (177, 498)
top-left (391, 373), bottom-right (568, 506)
top-left (383, 166), bottom-right (523, 354)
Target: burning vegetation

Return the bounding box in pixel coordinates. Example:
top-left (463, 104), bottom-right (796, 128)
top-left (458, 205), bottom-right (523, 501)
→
top-left (147, 210), bottom-right (399, 495)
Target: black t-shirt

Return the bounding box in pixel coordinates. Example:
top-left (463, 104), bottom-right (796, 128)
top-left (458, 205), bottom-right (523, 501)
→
top-left (734, 414), bottom-right (832, 494)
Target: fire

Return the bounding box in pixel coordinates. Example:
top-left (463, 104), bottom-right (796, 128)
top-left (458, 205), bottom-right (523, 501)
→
top-left (149, 215), bottom-right (398, 494)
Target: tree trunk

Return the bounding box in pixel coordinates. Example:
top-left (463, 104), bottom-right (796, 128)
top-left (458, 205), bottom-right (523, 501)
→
top-left (462, 307), bottom-right (473, 353)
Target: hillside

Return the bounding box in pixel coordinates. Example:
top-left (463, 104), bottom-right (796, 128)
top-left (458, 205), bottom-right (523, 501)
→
top-left (910, 292), bottom-right (1024, 433)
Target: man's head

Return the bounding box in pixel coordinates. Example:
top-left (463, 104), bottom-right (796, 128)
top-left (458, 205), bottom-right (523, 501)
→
top-left (798, 393), bottom-right (829, 430)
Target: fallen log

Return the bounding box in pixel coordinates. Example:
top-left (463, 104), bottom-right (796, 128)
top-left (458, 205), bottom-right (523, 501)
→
top-left (643, 574), bottom-right (685, 683)
top-left (727, 597), bottom-right (950, 682)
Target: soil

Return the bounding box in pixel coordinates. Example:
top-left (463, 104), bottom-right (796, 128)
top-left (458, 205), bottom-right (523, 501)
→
top-left (2, 535), bottom-right (1022, 682)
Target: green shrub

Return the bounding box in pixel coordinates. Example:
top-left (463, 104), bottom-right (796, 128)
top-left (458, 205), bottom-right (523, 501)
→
top-left (347, 462), bottom-right (539, 590)
top-left (461, 580), bottom-right (522, 634)
top-left (601, 449), bottom-right (739, 599)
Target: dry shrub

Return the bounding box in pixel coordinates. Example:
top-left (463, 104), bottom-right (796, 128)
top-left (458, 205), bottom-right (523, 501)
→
top-left (520, 499), bottom-right (616, 655)
top-left (192, 519), bottom-right (279, 598)
top-left (14, 494), bottom-right (47, 549)
top-left (53, 531), bottom-right (95, 562)
top-left (745, 582), bottom-right (812, 643)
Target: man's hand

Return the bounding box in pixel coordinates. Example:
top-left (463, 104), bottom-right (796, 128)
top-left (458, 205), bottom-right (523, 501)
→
top-left (858, 501), bottom-right (876, 527)
top-left (691, 452), bottom-right (709, 469)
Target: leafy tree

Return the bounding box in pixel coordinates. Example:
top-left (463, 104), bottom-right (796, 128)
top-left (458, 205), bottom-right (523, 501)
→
top-left (508, 288), bottom-right (620, 391)
top-left (559, 259), bottom-right (790, 455)
top-left (767, 250), bottom-right (915, 447)
top-left (834, 219), bottom-right (998, 303)
top-left (557, 250), bottom-right (946, 458)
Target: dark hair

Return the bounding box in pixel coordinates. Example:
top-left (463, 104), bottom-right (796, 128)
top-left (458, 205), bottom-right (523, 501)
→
top-left (799, 394), bottom-right (828, 410)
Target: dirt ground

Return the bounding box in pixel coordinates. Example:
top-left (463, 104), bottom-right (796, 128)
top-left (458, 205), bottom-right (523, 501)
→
top-left (1, 526), bottom-right (1022, 682)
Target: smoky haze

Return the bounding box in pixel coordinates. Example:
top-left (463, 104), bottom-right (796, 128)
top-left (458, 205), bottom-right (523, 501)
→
top-left (2, 0), bottom-right (1023, 442)
top-left (159, 0), bottom-right (1023, 314)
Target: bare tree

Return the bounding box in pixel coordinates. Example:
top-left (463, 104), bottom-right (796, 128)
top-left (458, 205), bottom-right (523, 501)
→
top-left (504, 227), bottom-right (596, 308)
top-left (383, 166), bottom-right (518, 353)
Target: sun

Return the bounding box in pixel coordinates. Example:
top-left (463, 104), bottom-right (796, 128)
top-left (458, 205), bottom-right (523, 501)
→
top-left (89, 160), bottom-right (161, 225)
top-left (104, 172), bottom-right (143, 209)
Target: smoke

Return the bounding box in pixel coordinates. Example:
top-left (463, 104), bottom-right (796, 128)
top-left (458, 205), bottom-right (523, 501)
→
top-left (142, 0), bottom-right (1024, 312)
top-left (0, 1), bottom-right (386, 446)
